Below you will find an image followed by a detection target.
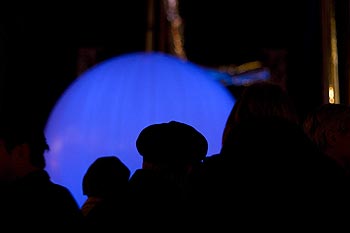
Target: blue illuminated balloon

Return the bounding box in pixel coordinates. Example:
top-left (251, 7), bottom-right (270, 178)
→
top-left (44, 52), bottom-right (235, 206)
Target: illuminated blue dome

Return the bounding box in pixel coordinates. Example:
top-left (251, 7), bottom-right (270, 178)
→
top-left (44, 52), bottom-right (235, 206)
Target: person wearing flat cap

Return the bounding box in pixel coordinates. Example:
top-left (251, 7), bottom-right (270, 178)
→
top-left (128, 121), bottom-right (208, 230)
top-left (136, 120), bottom-right (208, 172)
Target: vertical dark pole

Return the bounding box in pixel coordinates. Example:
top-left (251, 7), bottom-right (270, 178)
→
top-left (146, 0), bottom-right (155, 52)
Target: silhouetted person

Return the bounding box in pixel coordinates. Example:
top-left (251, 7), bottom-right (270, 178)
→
top-left (128, 120), bottom-right (208, 231)
top-left (192, 117), bottom-right (350, 231)
top-left (0, 114), bottom-right (83, 230)
top-left (198, 81), bottom-right (301, 201)
top-left (81, 155), bottom-right (131, 231)
top-left (303, 103), bottom-right (350, 176)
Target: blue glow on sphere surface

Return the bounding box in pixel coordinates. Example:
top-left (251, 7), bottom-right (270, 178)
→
top-left (44, 52), bottom-right (235, 207)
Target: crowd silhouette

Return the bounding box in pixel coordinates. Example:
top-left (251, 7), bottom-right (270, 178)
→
top-left (1, 80), bottom-right (350, 231)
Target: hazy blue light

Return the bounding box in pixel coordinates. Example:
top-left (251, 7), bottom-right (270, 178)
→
top-left (44, 52), bottom-right (235, 207)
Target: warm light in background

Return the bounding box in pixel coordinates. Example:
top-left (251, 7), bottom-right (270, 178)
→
top-left (329, 86), bottom-right (335, 103)
top-left (44, 52), bottom-right (235, 206)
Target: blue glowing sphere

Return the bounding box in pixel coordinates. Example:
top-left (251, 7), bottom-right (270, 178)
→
top-left (44, 52), bottom-right (235, 206)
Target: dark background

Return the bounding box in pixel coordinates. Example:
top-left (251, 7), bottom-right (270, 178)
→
top-left (0, 0), bottom-right (339, 128)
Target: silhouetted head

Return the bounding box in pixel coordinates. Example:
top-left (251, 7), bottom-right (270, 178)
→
top-left (82, 156), bottom-right (130, 198)
top-left (222, 81), bottom-right (298, 145)
top-left (136, 121), bottom-right (208, 170)
top-left (303, 103), bottom-right (350, 151)
top-left (0, 113), bottom-right (49, 172)
top-left (303, 103), bottom-right (350, 171)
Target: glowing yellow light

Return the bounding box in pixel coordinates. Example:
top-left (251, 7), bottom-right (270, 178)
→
top-left (329, 86), bottom-right (335, 103)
